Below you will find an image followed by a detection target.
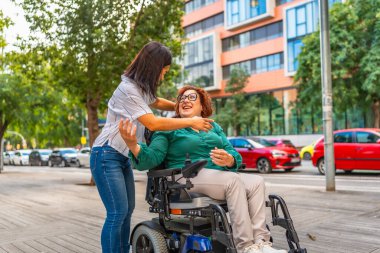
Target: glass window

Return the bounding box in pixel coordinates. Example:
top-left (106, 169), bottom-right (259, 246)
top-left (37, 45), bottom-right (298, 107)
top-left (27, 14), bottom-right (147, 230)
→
top-left (185, 0), bottom-right (217, 14)
top-left (286, 8), bottom-right (296, 39)
top-left (184, 13), bottom-right (224, 37)
top-left (356, 132), bottom-right (380, 143)
top-left (233, 139), bottom-right (250, 148)
top-left (222, 22), bottom-right (283, 52)
top-left (227, 0), bottom-right (267, 26)
top-left (276, 0), bottom-right (294, 6)
top-left (334, 132), bottom-right (353, 143)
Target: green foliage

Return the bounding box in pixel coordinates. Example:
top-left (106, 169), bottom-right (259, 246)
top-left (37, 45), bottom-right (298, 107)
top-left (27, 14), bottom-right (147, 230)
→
top-left (214, 68), bottom-right (260, 136)
top-left (295, 0), bottom-right (380, 126)
top-left (3, 45), bottom-right (82, 148)
top-left (15, 0), bottom-right (185, 145)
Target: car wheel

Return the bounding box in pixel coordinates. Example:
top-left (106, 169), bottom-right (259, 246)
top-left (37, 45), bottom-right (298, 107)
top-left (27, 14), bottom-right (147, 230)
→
top-left (49, 160), bottom-right (54, 167)
top-left (60, 160), bottom-right (66, 167)
top-left (285, 167), bottom-right (294, 172)
top-left (317, 158), bottom-right (325, 175)
top-left (256, 158), bottom-right (272, 173)
top-left (77, 160), bottom-right (82, 168)
top-left (303, 152), bottom-right (311, 160)
top-left (132, 225), bottom-right (168, 253)
top-left (344, 170), bottom-right (353, 174)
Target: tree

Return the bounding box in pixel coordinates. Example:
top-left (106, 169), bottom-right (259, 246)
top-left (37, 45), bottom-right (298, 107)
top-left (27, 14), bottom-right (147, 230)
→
top-left (295, 0), bottom-right (380, 127)
top-left (214, 68), bottom-right (260, 136)
top-left (16, 0), bottom-right (185, 148)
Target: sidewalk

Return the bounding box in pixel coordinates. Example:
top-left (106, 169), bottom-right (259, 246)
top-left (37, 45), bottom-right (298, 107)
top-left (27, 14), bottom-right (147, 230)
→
top-left (0, 166), bottom-right (379, 253)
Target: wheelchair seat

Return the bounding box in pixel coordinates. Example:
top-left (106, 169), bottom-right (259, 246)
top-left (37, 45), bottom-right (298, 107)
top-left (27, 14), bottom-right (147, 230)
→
top-left (170, 192), bottom-right (226, 209)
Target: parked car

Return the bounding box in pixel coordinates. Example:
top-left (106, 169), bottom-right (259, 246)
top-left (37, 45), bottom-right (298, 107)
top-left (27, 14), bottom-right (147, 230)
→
top-left (300, 138), bottom-right (323, 160)
top-left (77, 147), bottom-right (91, 168)
top-left (29, 149), bottom-right (52, 166)
top-left (48, 148), bottom-right (78, 167)
top-left (228, 137), bottom-right (301, 173)
top-left (3, 151), bottom-right (15, 165)
top-left (266, 138), bottom-right (296, 149)
top-left (13, 150), bottom-right (32, 165)
top-left (312, 128), bottom-right (380, 174)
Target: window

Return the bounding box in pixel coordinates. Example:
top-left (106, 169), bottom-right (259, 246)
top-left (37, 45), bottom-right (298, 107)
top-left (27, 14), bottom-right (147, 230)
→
top-left (276, 0), bottom-right (293, 6)
top-left (184, 13), bottom-right (224, 37)
top-left (233, 139), bottom-right (250, 148)
top-left (356, 132), bottom-right (380, 144)
top-left (185, 0), bottom-right (218, 14)
top-left (223, 53), bottom-right (283, 79)
top-left (184, 35), bottom-right (215, 88)
top-left (222, 21), bottom-right (283, 52)
top-left (285, 1), bottom-right (318, 73)
top-left (226, 0), bottom-right (267, 27)
top-left (334, 132), bottom-right (353, 143)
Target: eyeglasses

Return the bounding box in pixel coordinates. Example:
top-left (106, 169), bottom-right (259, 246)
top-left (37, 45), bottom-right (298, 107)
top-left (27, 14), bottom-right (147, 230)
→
top-left (178, 93), bottom-right (198, 103)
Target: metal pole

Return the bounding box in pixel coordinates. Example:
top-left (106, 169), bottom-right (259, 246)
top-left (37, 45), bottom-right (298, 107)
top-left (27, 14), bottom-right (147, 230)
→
top-left (319, 0), bottom-right (335, 191)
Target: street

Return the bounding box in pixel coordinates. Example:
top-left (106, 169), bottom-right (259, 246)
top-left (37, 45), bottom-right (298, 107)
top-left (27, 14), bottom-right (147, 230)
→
top-left (0, 163), bottom-right (379, 252)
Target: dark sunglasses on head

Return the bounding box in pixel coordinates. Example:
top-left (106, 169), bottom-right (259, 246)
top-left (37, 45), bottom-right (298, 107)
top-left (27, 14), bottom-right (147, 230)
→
top-left (178, 93), bottom-right (198, 103)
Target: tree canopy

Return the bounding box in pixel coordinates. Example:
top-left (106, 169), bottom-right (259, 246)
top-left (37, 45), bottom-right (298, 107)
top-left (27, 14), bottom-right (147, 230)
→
top-left (295, 0), bottom-right (380, 127)
top-left (15, 0), bottom-right (185, 146)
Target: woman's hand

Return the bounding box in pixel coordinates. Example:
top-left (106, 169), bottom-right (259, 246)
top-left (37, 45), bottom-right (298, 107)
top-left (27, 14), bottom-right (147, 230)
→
top-left (118, 119), bottom-right (140, 156)
top-left (190, 117), bottom-right (214, 132)
top-left (210, 147), bottom-right (235, 167)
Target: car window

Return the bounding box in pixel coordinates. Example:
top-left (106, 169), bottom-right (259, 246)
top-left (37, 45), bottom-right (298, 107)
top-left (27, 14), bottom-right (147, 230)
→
top-left (228, 139), bottom-right (236, 147)
top-left (52, 151), bottom-right (60, 155)
top-left (334, 132), bottom-right (353, 143)
top-left (252, 138), bottom-right (275, 147)
top-left (356, 132), bottom-right (380, 144)
top-left (40, 151), bottom-right (51, 155)
top-left (234, 139), bottom-right (250, 148)
top-left (81, 149), bottom-right (91, 154)
top-left (61, 149), bottom-right (77, 154)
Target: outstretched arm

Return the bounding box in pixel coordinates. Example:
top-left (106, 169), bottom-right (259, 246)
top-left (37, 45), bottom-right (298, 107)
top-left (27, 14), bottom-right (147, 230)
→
top-left (150, 97), bottom-right (175, 111)
top-left (119, 119), bottom-right (168, 170)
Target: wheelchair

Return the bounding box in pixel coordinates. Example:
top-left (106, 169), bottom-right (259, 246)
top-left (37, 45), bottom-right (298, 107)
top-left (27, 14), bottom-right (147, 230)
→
top-left (130, 157), bottom-right (307, 253)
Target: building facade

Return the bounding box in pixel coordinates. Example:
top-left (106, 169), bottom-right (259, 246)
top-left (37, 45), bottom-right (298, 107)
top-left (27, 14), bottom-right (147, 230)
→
top-left (182, 0), bottom-right (369, 140)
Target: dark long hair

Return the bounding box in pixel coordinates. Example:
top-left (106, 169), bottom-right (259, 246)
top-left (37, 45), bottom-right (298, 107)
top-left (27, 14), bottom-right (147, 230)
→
top-left (124, 41), bottom-right (172, 99)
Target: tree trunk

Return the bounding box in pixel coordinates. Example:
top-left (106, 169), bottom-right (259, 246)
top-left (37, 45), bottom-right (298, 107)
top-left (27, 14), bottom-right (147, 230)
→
top-left (0, 120), bottom-right (9, 173)
top-left (86, 94), bottom-right (100, 186)
top-left (372, 99), bottom-right (380, 128)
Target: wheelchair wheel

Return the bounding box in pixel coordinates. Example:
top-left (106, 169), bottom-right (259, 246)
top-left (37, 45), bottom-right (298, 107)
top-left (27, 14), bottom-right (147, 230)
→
top-left (132, 225), bottom-right (168, 253)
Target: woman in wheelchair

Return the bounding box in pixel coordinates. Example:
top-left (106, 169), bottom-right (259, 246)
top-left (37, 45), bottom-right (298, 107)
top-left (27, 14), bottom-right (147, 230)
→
top-left (119, 86), bottom-right (287, 253)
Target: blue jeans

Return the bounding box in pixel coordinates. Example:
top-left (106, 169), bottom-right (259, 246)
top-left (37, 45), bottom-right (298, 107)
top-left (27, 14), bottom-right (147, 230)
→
top-left (90, 144), bottom-right (135, 253)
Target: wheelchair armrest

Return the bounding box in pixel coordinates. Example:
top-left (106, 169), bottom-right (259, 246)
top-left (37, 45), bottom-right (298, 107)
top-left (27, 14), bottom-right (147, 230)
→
top-left (147, 168), bottom-right (182, 178)
top-left (182, 159), bottom-right (207, 178)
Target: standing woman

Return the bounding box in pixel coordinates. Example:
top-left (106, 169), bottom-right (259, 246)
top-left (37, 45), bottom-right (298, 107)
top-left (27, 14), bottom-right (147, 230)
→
top-left (90, 41), bottom-right (213, 253)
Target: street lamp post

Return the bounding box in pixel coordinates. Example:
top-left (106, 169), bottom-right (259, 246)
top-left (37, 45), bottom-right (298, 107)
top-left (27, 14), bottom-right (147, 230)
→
top-left (319, 0), bottom-right (335, 191)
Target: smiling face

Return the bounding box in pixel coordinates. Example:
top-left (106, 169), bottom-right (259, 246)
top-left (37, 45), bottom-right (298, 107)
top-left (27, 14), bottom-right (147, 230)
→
top-left (178, 89), bottom-right (203, 118)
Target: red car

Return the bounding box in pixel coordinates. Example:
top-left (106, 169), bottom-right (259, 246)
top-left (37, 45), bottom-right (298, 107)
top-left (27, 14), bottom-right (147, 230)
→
top-left (266, 138), bottom-right (296, 149)
top-left (312, 128), bottom-right (380, 174)
top-left (228, 137), bottom-right (301, 173)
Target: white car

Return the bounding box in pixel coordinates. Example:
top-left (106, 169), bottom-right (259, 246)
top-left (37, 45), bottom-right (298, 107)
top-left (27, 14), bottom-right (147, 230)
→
top-left (3, 151), bottom-right (15, 165)
top-left (77, 147), bottom-right (91, 168)
top-left (13, 150), bottom-right (32, 166)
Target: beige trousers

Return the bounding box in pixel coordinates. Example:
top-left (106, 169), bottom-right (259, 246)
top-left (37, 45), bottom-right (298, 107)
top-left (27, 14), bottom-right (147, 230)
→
top-left (179, 169), bottom-right (270, 251)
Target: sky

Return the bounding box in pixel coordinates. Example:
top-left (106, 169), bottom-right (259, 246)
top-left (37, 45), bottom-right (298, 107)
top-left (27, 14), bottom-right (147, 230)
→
top-left (0, 0), bottom-right (29, 50)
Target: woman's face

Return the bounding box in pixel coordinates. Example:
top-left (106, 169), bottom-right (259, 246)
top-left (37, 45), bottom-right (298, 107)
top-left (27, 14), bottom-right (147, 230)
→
top-left (178, 89), bottom-right (203, 118)
top-left (159, 65), bottom-right (170, 81)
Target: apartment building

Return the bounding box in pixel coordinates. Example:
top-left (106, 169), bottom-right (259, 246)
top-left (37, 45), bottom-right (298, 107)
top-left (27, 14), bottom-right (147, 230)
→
top-left (181, 0), bottom-right (366, 141)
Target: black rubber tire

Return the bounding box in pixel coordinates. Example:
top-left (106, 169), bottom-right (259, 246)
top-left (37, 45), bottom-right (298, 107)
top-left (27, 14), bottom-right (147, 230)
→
top-left (49, 160), bottom-right (54, 167)
top-left (257, 158), bottom-right (272, 173)
top-left (303, 152), bottom-right (311, 160)
top-left (132, 225), bottom-right (168, 253)
top-left (317, 158), bottom-right (325, 175)
top-left (344, 170), bottom-right (353, 174)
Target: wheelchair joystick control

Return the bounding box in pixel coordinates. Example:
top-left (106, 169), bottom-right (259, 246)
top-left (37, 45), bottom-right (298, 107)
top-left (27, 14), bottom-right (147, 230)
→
top-left (185, 153), bottom-right (191, 166)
